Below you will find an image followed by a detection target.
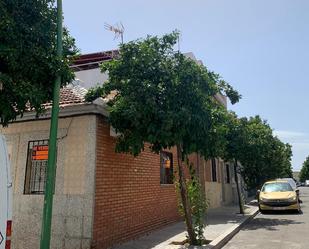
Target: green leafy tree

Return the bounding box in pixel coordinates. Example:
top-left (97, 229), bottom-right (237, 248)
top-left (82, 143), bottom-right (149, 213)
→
top-left (267, 139), bottom-right (293, 179)
top-left (222, 112), bottom-right (246, 214)
top-left (0, 0), bottom-right (77, 126)
top-left (299, 156), bottom-right (309, 182)
top-left (233, 116), bottom-right (293, 190)
top-left (279, 143), bottom-right (293, 177)
top-left (86, 32), bottom-right (240, 245)
top-left (176, 161), bottom-right (208, 244)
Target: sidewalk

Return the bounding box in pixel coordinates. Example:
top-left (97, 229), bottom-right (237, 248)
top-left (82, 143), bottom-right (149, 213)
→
top-left (112, 201), bottom-right (259, 249)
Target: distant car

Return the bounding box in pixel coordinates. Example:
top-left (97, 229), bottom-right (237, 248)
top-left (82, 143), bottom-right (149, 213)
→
top-left (305, 180), bottom-right (309, 186)
top-left (258, 180), bottom-right (301, 213)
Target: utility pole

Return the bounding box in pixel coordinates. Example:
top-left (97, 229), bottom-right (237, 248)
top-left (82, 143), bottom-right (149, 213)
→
top-left (40, 0), bottom-right (62, 248)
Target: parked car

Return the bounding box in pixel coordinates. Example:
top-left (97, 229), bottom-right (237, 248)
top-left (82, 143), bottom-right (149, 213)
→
top-left (0, 135), bottom-right (12, 249)
top-left (305, 180), bottom-right (309, 187)
top-left (258, 180), bottom-right (301, 213)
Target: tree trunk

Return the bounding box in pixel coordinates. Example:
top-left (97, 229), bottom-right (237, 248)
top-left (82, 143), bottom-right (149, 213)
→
top-left (176, 144), bottom-right (197, 245)
top-left (234, 159), bottom-right (244, 214)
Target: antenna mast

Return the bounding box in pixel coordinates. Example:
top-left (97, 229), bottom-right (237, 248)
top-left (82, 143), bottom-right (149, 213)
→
top-left (104, 22), bottom-right (125, 44)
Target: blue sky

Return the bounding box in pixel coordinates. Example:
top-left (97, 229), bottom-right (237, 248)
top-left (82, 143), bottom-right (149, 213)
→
top-left (63, 0), bottom-right (309, 171)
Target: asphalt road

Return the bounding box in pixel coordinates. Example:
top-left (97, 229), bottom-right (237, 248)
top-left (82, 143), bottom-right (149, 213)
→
top-left (223, 187), bottom-right (309, 249)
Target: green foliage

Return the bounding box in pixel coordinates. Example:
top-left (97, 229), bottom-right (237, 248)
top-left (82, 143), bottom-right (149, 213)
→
top-left (0, 0), bottom-right (78, 126)
top-left (85, 85), bottom-right (105, 102)
top-left (187, 163), bottom-right (208, 244)
top-left (88, 31), bottom-right (239, 158)
top-left (176, 162), bottom-right (208, 245)
top-left (242, 117), bottom-right (293, 188)
top-left (221, 112), bottom-right (244, 162)
top-left (217, 79), bottom-right (241, 104)
top-left (278, 143), bottom-right (293, 178)
top-left (223, 114), bottom-right (293, 190)
top-left (299, 156), bottom-right (309, 182)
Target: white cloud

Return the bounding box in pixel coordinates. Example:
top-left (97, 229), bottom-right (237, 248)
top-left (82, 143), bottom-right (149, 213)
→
top-left (273, 130), bottom-right (309, 171)
top-left (291, 142), bottom-right (309, 149)
top-left (273, 130), bottom-right (307, 139)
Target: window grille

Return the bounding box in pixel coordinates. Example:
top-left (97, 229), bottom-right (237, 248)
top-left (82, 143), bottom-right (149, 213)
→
top-left (24, 140), bottom-right (49, 194)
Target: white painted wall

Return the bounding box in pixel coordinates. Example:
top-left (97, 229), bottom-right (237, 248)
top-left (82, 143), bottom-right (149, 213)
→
top-left (75, 68), bottom-right (108, 90)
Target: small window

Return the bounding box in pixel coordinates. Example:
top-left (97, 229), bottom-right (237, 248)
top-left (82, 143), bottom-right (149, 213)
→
top-left (226, 164), bottom-right (230, 183)
top-left (24, 140), bottom-right (49, 194)
top-left (211, 158), bottom-right (217, 182)
top-left (160, 151), bottom-right (173, 184)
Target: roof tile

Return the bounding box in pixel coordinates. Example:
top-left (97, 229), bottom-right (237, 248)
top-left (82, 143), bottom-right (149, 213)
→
top-left (44, 83), bottom-right (87, 108)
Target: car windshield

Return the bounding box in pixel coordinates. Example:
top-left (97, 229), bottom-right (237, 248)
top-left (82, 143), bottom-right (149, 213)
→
top-left (262, 182), bottom-right (293, 192)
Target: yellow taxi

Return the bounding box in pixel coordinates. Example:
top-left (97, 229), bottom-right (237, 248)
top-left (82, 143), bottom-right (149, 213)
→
top-left (258, 180), bottom-right (301, 213)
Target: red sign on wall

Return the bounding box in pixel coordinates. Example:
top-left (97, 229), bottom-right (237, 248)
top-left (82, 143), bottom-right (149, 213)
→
top-left (32, 145), bottom-right (49, 160)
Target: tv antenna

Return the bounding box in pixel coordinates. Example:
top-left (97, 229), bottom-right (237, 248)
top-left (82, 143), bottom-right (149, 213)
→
top-left (104, 22), bottom-right (125, 44)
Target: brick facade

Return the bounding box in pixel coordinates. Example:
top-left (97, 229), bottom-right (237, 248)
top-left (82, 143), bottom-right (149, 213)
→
top-left (92, 117), bottom-right (181, 249)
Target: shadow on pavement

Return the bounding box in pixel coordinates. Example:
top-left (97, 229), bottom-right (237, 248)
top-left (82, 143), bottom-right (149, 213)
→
top-left (261, 210), bottom-right (303, 215)
top-left (204, 206), bottom-right (249, 226)
top-left (242, 217), bottom-right (304, 231)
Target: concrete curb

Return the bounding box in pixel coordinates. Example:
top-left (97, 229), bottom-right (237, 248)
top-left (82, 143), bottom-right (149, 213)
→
top-left (204, 207), bottom-right (259, 249)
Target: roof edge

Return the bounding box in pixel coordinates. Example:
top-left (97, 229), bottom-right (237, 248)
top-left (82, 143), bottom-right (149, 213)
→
top-left (12, 102), bottom-right (109, 123)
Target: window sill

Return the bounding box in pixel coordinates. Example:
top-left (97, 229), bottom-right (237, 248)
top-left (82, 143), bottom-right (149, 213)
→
top-left (160, 184), bottom-right (174, 187)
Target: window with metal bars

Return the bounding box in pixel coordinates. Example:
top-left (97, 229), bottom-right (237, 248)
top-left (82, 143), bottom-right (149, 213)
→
top-left (24, 140), bottom-right (49, 194)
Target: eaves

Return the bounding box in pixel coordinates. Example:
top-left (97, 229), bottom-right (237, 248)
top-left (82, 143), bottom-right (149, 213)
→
top-left (13, 99), bottom-right (109, 123)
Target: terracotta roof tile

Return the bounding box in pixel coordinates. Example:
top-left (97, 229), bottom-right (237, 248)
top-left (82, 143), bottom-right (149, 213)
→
top-left (44, 83), bottom-right (87, 108)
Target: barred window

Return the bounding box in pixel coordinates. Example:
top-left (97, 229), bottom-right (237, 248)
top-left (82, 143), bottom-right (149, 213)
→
top-left (160, 151), bottom-right (173, 184)
top-left (24, 140), bottom-right (49, 194)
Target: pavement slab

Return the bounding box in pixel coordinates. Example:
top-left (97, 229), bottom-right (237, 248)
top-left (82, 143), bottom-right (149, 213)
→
top-left (112, 202), bottom-right (259, 249)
